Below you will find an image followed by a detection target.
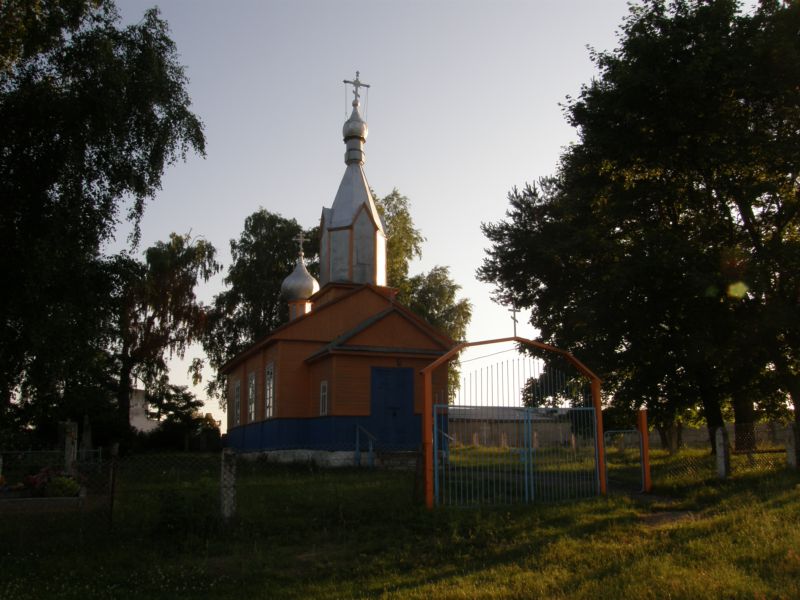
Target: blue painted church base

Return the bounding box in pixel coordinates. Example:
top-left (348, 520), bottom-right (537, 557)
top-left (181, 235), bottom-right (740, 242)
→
top-left (226, 415), bottom-right (422, 452)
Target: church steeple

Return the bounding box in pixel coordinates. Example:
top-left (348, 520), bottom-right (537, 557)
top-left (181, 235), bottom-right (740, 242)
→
top-left (319, 72), bottom-right (387, 287)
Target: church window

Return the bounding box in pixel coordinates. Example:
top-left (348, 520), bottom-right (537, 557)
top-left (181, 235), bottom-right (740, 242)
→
top-left (233, 380), bottom-right (241, 426)
top-left (247, 372), bottom-right (256, 422)
top-left (264, 363), bottom-right (275, 419)
top-left (319, 380), bottom-right (328, 416)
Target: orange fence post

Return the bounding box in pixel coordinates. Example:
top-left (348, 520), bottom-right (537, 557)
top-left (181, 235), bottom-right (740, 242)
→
top-left (637, 409), bottom-right (652, 493)
top-left (422, 369), bottom-right (434, 509)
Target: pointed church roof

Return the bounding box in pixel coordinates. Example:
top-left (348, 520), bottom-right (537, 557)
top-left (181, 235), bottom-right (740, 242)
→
top-left (324, 71), bottom-right (384, 232)
top-left (328, 164), bottom-right (384, 231)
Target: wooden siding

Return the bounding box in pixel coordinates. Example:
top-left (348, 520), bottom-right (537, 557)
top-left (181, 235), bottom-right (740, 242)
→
top-left (270, 287), bottom-right (390, 343)
top-left (345, 311), bottom-right (445, 350)
top-left (331, 355), bottom-right (449, 416)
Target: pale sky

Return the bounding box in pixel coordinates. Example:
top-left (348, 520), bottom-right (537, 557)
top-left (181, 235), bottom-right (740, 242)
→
top-left (113, 0), bottom-right (634, 430)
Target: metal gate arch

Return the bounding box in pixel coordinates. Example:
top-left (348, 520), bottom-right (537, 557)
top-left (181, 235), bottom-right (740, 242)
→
top-left (421, 337), bottom-right (607, 509)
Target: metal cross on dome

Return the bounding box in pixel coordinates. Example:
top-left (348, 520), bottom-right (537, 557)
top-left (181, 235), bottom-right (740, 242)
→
top-left (293, 231), bottom-right (305, 255)
top-left (343, 71), bottom-right (370, 103)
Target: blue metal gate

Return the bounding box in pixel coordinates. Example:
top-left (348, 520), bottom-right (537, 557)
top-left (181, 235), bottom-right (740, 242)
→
top-left (433, 405), bottom-right (599, 506)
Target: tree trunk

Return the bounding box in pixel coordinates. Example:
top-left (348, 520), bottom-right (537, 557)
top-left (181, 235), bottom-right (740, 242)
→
top-left (657, 422), bottom-right (682, 454)
top-left (732, 391), bottom-right (757, 452)
top-left (117, 359), bottom-right (134, 429)
top-left (700, 384), bottom-right (725, 454)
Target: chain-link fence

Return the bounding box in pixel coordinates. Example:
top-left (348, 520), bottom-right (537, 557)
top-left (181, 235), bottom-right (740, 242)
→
top-left (2, 423), bottom-right (797, 551)
top-left (0, 448), bottom-right (420, 550)
top-left (108, 452), bottom-right (223, 538)
top-left (648, 422), bottom-right (795, 489)
top-left (0, 449), bottom-right (111, 550)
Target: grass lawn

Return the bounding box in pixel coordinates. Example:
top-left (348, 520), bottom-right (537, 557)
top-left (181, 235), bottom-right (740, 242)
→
top-left (1, 461), bottom-right (799, 599)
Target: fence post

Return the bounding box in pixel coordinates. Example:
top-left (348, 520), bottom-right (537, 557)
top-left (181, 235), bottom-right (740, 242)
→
top-left (220, 449), bottom-right (236, 521)
top-left (63, 420), bottom-right (78, 474)
top-left (787, 423), bottom-right (799, 470)
top-left (715, 427), bottom-right (730, 479)
top-left (637, 410), bottom-right (652, 493)
top-left (108, 443), bottom-right (119, 531)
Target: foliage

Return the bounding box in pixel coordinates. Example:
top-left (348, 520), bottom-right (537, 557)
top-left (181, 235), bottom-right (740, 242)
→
top-left (480, 0), bottom-right (800, 433)
top-left (375, 189), bottom-right (425, 296)
top-left (110, 233), bottom-right (219, 426)
top-left (374, 192), bottom-right (471, 397)
top-left (0, 0), bottom-right (205, 436)
top-left (0, 0), bottom-right (99, 74)
top-left (203, 210), bottom-right (318, 401)
top-left (140, 381), bottom-right (221, 451)
top-left (400, 265), bottom-right (472, 396)
top-left (22, 467), bottom-right (82, 497)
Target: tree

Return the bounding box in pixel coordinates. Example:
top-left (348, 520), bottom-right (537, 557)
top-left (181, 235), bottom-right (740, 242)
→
top-left (111, 233), bottom-right (219, 428)
top-left (203, 210), bottom-right (317, 401)
top-left (144, 379), bottom-right (215, 451)
top-left (479, 0), bottom-right (800, 449)
top-left (376, 189), bottom-right (425, 297)
top-left (0, 0), bottom-right (205, 426)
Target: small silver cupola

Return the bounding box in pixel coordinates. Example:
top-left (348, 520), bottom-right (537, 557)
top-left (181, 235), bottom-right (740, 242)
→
top-left (342, 71), bottom-right (370, 165)
top-left (280, 232), bottom-right (319, 303)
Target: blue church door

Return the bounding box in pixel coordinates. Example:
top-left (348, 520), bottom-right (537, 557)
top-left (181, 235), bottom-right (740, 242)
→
top-left (370, 367), bottom-right (415, 447)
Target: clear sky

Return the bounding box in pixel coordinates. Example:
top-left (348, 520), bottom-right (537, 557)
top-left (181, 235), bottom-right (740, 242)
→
top-left (113, 0), bottom-right (634, 430)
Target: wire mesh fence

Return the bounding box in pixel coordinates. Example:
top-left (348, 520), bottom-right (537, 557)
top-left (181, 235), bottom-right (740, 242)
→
top-left (108, 453), bottom-right (223, 538)
top-left (604, 430), bottom-right (645, 494)
top-left (0, 449), bottom-right (112, 550)
top-left (648, 422), bottom-right (794, 488)
top-left (0, 419), bottom-right (795, 551)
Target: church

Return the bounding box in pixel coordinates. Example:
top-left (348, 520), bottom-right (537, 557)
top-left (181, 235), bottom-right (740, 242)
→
top-left (224, 74), bottom-right (453, 456)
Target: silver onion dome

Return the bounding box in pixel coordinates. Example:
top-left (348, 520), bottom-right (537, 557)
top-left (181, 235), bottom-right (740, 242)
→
top-left (342, 101), bottom-right (368, 140)
top-left (280, 254), bottom-right (320, 302)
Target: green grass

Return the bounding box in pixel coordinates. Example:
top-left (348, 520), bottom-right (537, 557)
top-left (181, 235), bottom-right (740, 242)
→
top-left (1, 459), bottom-right (799, 599)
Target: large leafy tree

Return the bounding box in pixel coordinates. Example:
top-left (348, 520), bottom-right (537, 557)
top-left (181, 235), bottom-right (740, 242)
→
top-left (480, 0), bottom-right (800, 448)
top-left (0, 0), bottom-right (205, 425)
top-left (111, 233), bottom-right (219, 427)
